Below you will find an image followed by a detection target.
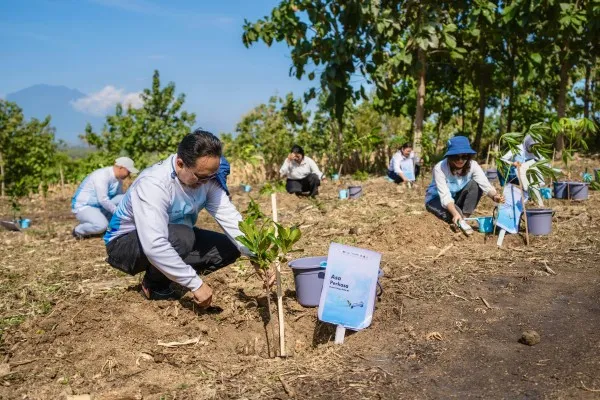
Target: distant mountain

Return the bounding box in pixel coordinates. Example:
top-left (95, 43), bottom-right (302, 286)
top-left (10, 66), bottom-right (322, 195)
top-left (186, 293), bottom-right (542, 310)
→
top-left (6, 84), bottom-right (104, 144)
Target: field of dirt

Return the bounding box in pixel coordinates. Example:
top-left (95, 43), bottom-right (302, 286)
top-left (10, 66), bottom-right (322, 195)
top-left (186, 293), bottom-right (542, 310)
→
top-left (1, 159), bottom-right (600, 400)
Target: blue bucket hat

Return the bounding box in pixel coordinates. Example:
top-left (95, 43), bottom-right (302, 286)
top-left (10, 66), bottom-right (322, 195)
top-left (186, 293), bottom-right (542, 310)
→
top-left (444, 136), bottom-right (477, 158)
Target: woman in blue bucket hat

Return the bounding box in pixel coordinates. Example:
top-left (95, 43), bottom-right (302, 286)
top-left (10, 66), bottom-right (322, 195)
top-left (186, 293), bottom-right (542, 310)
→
top-left (425, 136), bottom-right (504, 234)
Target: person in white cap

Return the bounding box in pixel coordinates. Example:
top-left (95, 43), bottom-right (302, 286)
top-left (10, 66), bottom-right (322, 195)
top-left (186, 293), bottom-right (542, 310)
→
top-left (71, 157), bottom-right (138, 239)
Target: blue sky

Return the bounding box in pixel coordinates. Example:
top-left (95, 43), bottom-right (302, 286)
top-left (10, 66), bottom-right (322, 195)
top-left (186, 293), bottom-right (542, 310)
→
top-left (0, 0), bottom-right (313, 135)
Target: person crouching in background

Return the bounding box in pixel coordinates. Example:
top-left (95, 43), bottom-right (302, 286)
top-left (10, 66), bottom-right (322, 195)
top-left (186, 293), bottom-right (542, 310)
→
top-left (387, 142), bottom-right (420, 184)
top-left (425, 136), bottom-right (504, 234)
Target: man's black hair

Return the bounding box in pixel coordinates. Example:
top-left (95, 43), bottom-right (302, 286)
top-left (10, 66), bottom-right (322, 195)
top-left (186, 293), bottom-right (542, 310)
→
top-left (401, 142), bottom-right (413, 150)
top-left (291, 144), bottom-right (304, 157)
top-left (177, 129), bottom-right (222, 167)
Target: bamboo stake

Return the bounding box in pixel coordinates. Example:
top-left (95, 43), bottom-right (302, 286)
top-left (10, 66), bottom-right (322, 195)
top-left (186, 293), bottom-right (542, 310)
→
top-left (485, 144), bottom-right (491, 168)
top-left (516, 167), bottom-right (530, 246)
top-left (271, 193), bottom-right (286, 357)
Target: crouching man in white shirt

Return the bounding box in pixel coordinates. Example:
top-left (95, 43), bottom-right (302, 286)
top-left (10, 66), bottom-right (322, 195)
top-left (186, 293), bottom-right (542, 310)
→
top-left (279, 145), bottom-right (325, 198)
top-left (104, 130), bottom-right (248, 306)
top-left (71, 157), bottom-right (138, 239)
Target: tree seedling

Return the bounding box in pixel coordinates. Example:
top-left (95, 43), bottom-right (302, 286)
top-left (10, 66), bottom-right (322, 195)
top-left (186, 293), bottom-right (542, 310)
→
top-left (236, 209), bottom-right (301, 357)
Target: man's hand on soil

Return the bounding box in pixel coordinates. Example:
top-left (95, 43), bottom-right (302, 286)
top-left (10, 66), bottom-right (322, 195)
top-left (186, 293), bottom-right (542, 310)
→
top-left (192, 283), bottom-right (213, 308)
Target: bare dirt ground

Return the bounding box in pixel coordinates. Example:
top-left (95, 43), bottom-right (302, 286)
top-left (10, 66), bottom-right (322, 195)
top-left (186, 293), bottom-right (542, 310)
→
top-left (1, 159), bottom-right (600, 400)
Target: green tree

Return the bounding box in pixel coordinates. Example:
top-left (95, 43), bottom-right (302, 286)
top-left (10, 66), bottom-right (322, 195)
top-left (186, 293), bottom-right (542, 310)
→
top-left (0, 100), bottom-right (25, 197)
top-left (222, 94), bottom-right (308, 179)
top-left (82, 70), bottom-right (196, 167)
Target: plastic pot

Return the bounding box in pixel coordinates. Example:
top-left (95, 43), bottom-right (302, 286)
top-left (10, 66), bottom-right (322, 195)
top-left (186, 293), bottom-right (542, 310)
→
top-left (568, 182), bottom-right (589, 201)
top-left (485, 168), bottom-right (498, 181)
top-left (288, 256), bottom-right (328, 307)
top-left (525, 208), bottom-right (553, 235)
top-left (540, 188), bottom-right (552, 199)
top-left (339, 189), bottom-right (348, 200)
top-left (553, 181), bottom-right (568, 199)
top-left (331, 173), bottom-right (340, 182)
top-left (288, 256), bottom-right (384, 308)
top-left (348, 186), bottom-right (362, 199)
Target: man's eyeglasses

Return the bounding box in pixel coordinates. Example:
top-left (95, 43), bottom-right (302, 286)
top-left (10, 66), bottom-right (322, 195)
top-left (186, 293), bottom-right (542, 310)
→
top-left (449, 154), bottom-right (470, 161)
top-left (189, 170), bottom-right (217, 183)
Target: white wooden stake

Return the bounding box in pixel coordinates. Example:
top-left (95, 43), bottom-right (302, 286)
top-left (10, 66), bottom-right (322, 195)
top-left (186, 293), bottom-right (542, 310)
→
top-left (496, 229), bottom-right (506, 247)
top-left (334, 325), bottom-right (346, 344)
top-left (271, 193), bottom-right (286, 357)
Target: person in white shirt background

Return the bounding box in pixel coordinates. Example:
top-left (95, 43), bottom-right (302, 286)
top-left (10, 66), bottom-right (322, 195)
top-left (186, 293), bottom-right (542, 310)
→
top-left (499, 134), bottom-right (545, 206)
top-left (279, 144), bottom-right (326, 198)
top-left (387, 142), bottom-right (421, 183)
top-left (425, 136), bottom-right (504, 233)
top-left (71, 157), bottom-right (138, 239)
top-left (104, 130), bottom-right (252, 305)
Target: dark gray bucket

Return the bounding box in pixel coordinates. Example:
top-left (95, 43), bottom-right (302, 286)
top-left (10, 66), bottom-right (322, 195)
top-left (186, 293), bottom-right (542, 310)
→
top-left (568, 182), bottom-right (589, 200)
top-left (288, 256), bottom-right (327, 307)
top-left (348, 186), bottom-right (362, 199)
top-left (553, 181), bottom-right (568, 199)
top-left (486, 168), bottom-right (498, 181)
top-left (526, 208), bottom-right (553, 235)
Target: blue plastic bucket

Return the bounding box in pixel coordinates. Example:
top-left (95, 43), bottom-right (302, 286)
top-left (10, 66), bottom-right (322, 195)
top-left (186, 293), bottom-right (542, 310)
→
top-left (465, 216), bottom-right (494, 233)
top-left (568, 182), bottom-right (589, 200)
top-left (348, 186), bottom-right (362, 199)
top-left (332, 173), bottom-right (340, 182)
top-left (486, 168), bottom-right (498, 181)
top-left (540, 188), bottom-right (552, 199)
top-left (19, 219), bottom-right (30, 229)
top-left (476, 216), bottom-right (494, 233)
top-left (339, 189), bottom-right (348, 200)
top-left (553, 181), bottom-right (568, 199)
top-left (526, 208), bottom-right (553, 235)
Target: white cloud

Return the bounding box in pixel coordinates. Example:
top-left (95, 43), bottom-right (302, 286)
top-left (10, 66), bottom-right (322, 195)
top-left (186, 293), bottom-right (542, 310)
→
top-left (71, 86), bottom-right (143, 116)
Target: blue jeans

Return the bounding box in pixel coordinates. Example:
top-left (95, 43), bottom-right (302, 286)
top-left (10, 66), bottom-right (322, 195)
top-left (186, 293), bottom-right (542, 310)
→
top-left (74, 195), bottom-right (123, 236)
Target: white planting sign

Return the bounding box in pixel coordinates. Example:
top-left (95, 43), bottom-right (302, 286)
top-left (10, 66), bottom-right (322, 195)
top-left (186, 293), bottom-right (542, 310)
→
top-left (318, 243), bottom-right (381, 330)
top-left (400, 158), bottom-right (416, 181)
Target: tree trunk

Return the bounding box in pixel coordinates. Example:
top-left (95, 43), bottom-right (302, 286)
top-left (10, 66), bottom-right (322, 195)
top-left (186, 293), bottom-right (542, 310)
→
top-left (461, 76), bottom-right (466, 134)
top-left (434, 113), bottom-right (444, 153)
top-left (499, 93), bottom-right (505, 135)
top-left (506, 39), bottom-right (516, 133)
top-left (556, 55), bottom-right (570, 151)
top-left (583, 62), bottom-right (592, 119)
top-left (474, 67), bottom-right (486, 153)
top-left (0, 151), bottom-right (5, 197)
top-left (413, 48), bottom-right (426, 158)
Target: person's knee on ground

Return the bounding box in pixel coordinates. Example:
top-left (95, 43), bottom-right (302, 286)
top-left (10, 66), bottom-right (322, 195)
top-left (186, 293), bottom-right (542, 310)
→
top-left (184, 228), bottom-right (241, 273)
top-left (167, 224), bottom-right (196, 257)
top-left (286, 179), bottom-right (303, 195)
top-left (456, 180), bottom-right (483, 216)
top-left (388, 170), bottom-right (404, 184)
